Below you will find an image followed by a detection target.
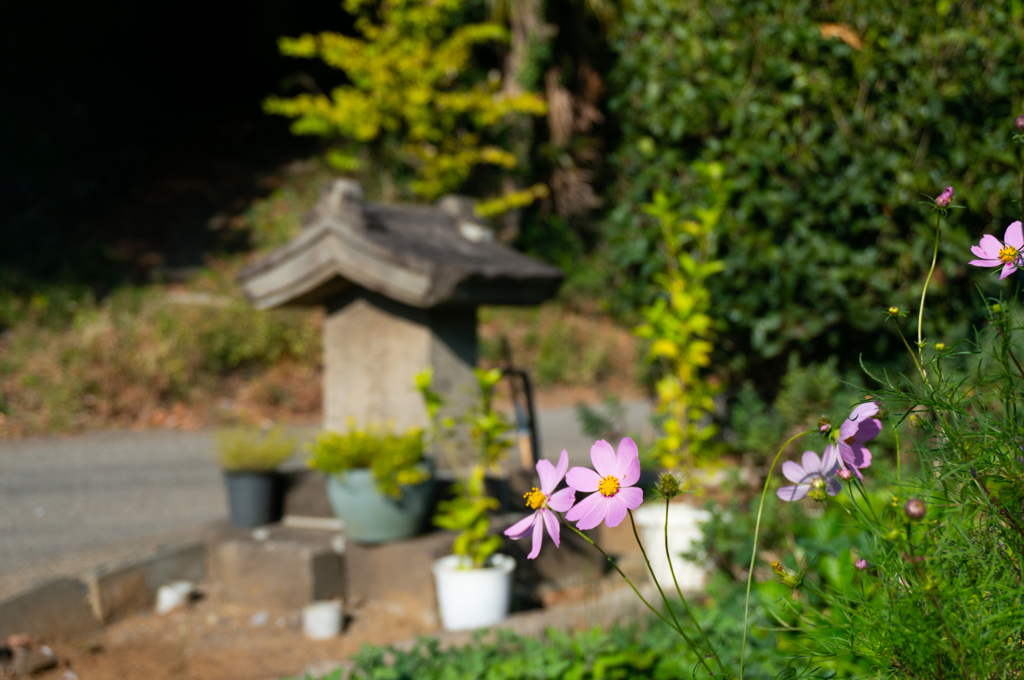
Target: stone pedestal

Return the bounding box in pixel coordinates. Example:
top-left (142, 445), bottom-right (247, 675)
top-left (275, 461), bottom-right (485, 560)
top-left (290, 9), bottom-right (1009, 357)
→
top-left (323, 289), bottom-right (477, 438)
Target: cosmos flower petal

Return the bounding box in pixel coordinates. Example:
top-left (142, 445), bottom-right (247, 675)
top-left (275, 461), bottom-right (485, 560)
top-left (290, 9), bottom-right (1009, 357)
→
top-left (970, 259), bottom-right (1003, 267)
top-left (590, 439), bottom-right (617, 477)
top-left (552, 450), bottom-right (569, 488)
top-left (617, 485), bottom-right (644, 510)
top-left (848, 402), bottom-right (880, 422)
top-left (566, 466), bottom-right (601, 493)
top-left (971, 244), bottom-right (990, 259)
top-left (572, 493), bottom-right (612, 530)
top-left (979, 234), bottom-right (1004, 258)
top-left (851, 418), bottom-right (882, 443)
top-left (541, 508), bottom-right (561, 549)
top-left (1001, 263), bottom-right (1017, 280)
top-left (801, 450), bottom-right (822, 474)
top-left (777, 484), bottom-right (810, 501)
top-left (536, 458), bottom-right (558, 495)
top-left (782, 461), bottom-right (807, 483)
top-left (603, 494), bottom-right (629, 528)
top-left (614, 437), bottom-right (640, 480)
top-left (527, 514), bottom-right (544, 559)
top-left (821, 443), bottom-right (839, 472)
top-left (565, 490), bottom-right (602, 523)
top-left (504, 513), bottom-right (537, 540)
top-left (619, 455), bottom-right (641, 488)
top-left (1006, 221), bottom-right (1024, 249)
top-left (546, 487), bottom-right (576, 512)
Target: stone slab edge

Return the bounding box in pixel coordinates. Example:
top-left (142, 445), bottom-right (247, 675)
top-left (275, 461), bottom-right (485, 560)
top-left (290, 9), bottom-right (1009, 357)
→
top-left (81, 542), bottom-right (207, 624)
top-left (0, 578), bottom-right (101, 641)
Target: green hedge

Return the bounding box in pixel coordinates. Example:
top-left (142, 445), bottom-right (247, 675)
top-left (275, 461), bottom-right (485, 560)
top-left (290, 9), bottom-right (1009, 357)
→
top-left (606, 0), bottom-right (1024, 385)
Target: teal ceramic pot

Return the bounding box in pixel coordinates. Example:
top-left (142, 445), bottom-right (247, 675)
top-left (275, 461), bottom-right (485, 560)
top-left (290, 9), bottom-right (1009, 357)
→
top-left (325, 467), bottom-right (434, 543)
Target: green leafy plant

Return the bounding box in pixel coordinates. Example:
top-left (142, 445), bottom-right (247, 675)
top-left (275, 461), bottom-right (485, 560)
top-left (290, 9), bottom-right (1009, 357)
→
top-left (634, 162), bottom-right (728, 468)
top-left (415, 367), bottom-right (512, 568)
top-left (264, 0), bottom-right (547, 205)
top-left (606, 0), bottom-right (1024, 396)
top-left (216, 426), bottom-right (296, 472)
top-left (307, 420), bottom-right (428, 499)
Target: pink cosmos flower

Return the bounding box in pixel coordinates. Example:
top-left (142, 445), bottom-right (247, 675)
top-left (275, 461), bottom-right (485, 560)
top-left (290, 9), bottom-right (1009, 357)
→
top-left (565, 438), bottom-right (644, 530)
top-left (825, 402), bottom-right (882, 480)
top-left (935, 186), bottom-right (954, 208)
top-left (970, 221), bottom-right (1024, 280)
top-left (777, 449), bottom-right (841, 502)
top-left (504, 450), bottom-right (576, 559)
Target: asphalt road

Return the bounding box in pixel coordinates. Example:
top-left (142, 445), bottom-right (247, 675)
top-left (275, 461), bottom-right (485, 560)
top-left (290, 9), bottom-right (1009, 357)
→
top-left (0, 400), bottom-right (652, 599)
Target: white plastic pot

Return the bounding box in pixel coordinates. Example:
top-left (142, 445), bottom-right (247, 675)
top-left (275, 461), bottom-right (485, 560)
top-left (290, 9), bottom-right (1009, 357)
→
top-left (431, 553), bottom-right (516, 631)
top-left (633, 502), bottom-right (711, 591)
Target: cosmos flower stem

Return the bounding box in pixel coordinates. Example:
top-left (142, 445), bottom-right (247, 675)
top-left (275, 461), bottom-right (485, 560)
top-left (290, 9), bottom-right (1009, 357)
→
top-left (917, 210), bottom-right (942, 365)
top-left (626, 510), bottom-right (716, 676)
top-left (892, 319), bottom-right (930, 387)
top-left (740, 429), bottom-right (814, 680)
top-left (893, 421), bottom-right (902, 484)
top-left (662, 498), bottom-right (727, 676)
top-left (560, 517), bottom-right (716, 675)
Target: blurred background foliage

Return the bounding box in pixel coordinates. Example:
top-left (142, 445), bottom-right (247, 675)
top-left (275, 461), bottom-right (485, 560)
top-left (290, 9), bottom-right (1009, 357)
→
top-left (4, 0), bottom-right (1024, 452)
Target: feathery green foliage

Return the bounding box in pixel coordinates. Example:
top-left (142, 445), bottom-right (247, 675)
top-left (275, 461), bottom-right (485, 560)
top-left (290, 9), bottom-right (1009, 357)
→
top-left (265, 0), bottom-right (546, 202)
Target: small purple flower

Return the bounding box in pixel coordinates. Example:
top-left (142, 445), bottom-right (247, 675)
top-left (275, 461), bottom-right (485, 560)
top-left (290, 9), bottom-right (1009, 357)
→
top-left (935, 186), bottom-right (954, 208)
top-left (565, 438), bottom-right (644, 530)
top-left (855, 558), bottom-right (867, 570)
top-left (825, 402), bottom-right (882, 480)
top-left (504, 450), bottom-right (576, 559)
top-left (970, 221), bottom-right (1024, 280)
top-left (1016, 115), bottom-right (1024, 131)
top-left (777, 449), bottom-right (841, 502)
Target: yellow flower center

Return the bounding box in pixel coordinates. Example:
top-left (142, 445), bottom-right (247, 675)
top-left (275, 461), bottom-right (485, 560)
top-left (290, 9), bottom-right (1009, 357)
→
top-left (597, 475), bottom-right (620, 497)
top-left (808, 477), bottom-right (827, 502)
top-left (999, 244), bottom-right (1019, 264)
top-left (524, 487), bottom-right (546, 510)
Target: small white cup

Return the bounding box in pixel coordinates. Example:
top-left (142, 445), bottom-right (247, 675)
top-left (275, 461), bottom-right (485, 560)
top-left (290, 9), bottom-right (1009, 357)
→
top-left (302, 600), bottom-right (343, 639)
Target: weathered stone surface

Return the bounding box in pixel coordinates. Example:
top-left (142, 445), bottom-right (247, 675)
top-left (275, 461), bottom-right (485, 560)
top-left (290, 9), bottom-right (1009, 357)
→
top-left (237, 180), bottom-right (563, 310)
top-left (81, 543), bottom-right (206, 624)
top-left (208, 526), bottom-right (344, 610)
top-left (0, 578), bottom-right (100, 641)
top-left (322, 291), bottom-right (477, 434)
top-left (344, 529), bottom-right (454, 618)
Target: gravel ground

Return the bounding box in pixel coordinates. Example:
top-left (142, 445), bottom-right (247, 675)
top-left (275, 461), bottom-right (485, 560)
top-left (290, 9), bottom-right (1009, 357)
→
top-left (0, 401), bottom-right (652, 599)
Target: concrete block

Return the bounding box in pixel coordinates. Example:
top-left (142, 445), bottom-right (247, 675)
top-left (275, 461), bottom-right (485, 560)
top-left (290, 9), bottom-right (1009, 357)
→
top-left (344, 529), bottom-right (454, 617)
top-left (0, 578), bottom-right (101, 641)
top-left (209, 528), bottom-right (344, 610)
top-left (82, 542), bottom-right (206, 624)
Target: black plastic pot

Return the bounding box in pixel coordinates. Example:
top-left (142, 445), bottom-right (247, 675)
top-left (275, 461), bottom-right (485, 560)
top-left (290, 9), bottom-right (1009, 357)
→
top-left (224, 471), bottom-right (284, 528)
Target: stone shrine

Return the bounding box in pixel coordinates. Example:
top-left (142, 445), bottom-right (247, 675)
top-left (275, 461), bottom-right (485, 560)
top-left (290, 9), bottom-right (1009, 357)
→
top-left (238, 179), bottom-right (562, 433)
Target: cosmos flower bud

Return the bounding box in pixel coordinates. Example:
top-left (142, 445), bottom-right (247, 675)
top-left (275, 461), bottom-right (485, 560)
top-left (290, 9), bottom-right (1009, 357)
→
top-left (935, 342), bottom-right (945, 351)
top-left (855, 558), bottom-right (867, 570)
top-left (1016, 115), bottom-right (1024, 131)
top-left (817, 416), bottom-right (832, 434)
top-left (887, 306), bottom-right (900, 316)
top-left (935, 186), bottom-right (954, 208)
top-left (838, 469), bottom-right (852, 481)
top-left (908, 414), bottom-right (922, 429)
top-left (771, 560), bottom-right (801, 588)
top-left (905, 498), bottom-right (926, 519)
top-left (656, 471), bottom-right (682, 500)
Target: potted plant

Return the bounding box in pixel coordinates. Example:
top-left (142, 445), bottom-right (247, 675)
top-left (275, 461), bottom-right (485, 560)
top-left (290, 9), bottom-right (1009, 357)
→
top-left (416, 367), bottom-right (516, 631)
top-left (307, 421), bottom-right (433, 543)
top-left (217, 426), bottom-right (296, 528)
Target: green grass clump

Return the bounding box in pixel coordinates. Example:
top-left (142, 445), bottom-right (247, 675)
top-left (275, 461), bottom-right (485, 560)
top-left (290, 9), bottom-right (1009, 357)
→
top-left (217, 426), bottom-right (296, 472)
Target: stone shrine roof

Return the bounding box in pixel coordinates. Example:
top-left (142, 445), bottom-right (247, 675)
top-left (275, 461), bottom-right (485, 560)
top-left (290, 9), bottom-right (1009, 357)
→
top-left (238, 180), bottom-right (563, 309)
